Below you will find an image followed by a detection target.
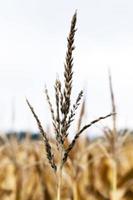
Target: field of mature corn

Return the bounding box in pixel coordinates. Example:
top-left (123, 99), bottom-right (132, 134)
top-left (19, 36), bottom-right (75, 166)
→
top-left (0, 132), bottom-right (132, 200)
top-left (0, 11), bottom-right (132, 200)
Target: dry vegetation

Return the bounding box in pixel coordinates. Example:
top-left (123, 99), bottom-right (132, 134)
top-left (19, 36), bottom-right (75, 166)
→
top-left (0, 11), bottom-right (132, 200)
top-left (0, 130), bottom-right (132, 200)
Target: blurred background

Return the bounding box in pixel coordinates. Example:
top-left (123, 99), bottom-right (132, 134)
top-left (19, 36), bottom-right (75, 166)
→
top-left (0, 0), bottom-right (133, 133)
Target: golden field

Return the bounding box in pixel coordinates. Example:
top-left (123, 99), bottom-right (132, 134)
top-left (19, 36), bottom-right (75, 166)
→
top-left (0, 132), bottom-right (132, 200)
top-left (0, 11), bottom-right (132, 200)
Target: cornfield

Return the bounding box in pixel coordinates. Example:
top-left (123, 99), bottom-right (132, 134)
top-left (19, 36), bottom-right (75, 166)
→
top-left (0, 132), bottom-right (133, 200)
top-left (0, 11), bottom-right (133, 200)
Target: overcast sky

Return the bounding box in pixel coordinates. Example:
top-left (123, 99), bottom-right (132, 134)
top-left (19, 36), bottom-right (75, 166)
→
top-left (0, 0), bottom-right (133, 133)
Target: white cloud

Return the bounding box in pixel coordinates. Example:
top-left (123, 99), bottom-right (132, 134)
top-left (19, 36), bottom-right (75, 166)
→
top-left (0, 0), bottom-right (132, 131)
